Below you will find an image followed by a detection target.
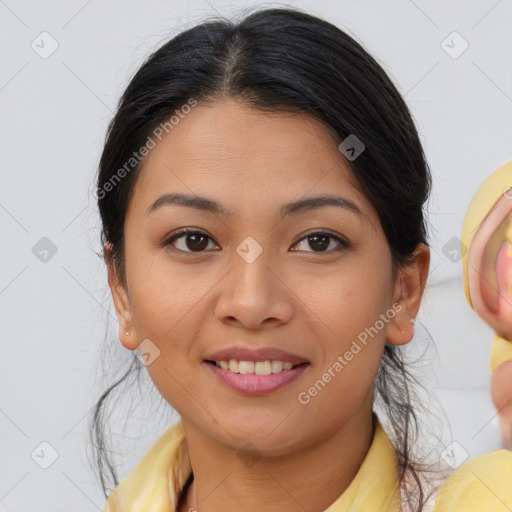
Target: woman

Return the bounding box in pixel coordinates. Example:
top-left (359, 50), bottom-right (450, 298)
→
top-left (92, 7), bottom-right (512, 511)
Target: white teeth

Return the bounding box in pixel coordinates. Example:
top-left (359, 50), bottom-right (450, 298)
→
top-left (239, 361), bottom-right (254, 374)
top-left (213, 359), bottom-right (298, 375)
top-left (271, 360), bottom-right (283, 373)
top-left (255, 361), bottom-right (272, 375)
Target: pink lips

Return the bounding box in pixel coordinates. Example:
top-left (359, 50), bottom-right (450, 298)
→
top-left (204, 360), bottom-right (310, 395)
top-left (203, 346), bottom-right (311, 395)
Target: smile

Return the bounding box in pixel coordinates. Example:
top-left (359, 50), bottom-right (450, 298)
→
top-left (203, 360), bottom-right (310, 394)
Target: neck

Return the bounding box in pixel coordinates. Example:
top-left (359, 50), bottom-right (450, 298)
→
top-left (178, 402), bottom-right (375, 512)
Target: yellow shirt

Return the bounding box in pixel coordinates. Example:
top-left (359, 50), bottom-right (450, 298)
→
top-left (103, 419), bottom-right (512, 511)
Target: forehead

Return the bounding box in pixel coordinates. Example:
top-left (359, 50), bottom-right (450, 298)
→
top-left (127, 99), bottom-right (377, 226)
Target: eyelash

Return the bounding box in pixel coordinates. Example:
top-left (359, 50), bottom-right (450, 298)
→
top-left (162, 228), bottom-right (350, 254)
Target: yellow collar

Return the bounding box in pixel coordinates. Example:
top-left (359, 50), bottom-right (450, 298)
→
top-left (103, 418), bottom-right (401, 512)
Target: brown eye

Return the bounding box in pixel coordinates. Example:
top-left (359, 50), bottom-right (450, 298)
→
top-left (164, 229), bottom-right (218, 253)
top-left (291, 231), bottom-right (349, 253)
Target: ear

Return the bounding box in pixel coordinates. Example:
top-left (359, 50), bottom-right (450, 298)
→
top-left (104, 243), bottom-right (139, 350)
top-left (468, 194), bottom-right (512, 341)
top-left (386, 243), bottom-right (430, 346)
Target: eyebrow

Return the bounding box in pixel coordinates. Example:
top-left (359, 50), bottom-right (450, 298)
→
top-left (145, 192), bottom-right (364, 219)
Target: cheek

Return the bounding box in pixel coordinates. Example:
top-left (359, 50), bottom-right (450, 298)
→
top-left (292, 258), bottom-right (391, 393)
top-left (126, 250), bottom-right (206, 334)
top-left (127, 262), bottom-right (208, 413)
top-left (125, 254), bottom-right (216, 401)
top-left (297, 255), bottom-right (392, 342)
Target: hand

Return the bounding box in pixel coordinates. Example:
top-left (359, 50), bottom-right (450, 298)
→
top-left (491, 361), bottom-right (512, 450)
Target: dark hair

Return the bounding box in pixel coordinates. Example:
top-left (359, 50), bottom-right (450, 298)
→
top-left (90, 6), bottom-right (434, 510)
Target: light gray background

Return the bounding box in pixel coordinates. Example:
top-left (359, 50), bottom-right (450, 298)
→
top-left (1, 0), bottom-right (511, 510)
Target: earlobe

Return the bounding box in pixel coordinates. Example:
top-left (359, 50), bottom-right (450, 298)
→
top-left (117, 323), bottom-right (139, 351)
top-left (113, 285), bottom-right (140, 351)
top-left (387, 306), bottom-right (416, 346)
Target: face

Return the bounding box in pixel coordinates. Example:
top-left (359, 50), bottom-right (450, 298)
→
top-left (108, 98), bottom-right (417, 455)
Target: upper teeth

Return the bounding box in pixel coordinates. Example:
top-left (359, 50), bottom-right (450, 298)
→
top-left (214, 359), bottom-right (296, 375)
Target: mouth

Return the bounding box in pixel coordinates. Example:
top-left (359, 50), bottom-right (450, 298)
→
top-left (202, 359), bottom-right (311, 395)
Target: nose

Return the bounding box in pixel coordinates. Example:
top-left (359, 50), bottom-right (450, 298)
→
top-left (214, 241), bottom-right (294, 330)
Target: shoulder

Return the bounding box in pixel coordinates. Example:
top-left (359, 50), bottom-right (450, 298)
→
top-left (433, 449), bottom-right (512, 511)
top-left (102, 420), bottom-right (190, 512)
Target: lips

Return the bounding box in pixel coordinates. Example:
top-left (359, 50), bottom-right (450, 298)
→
top-left (203, 346), bottom-right (310, 365)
